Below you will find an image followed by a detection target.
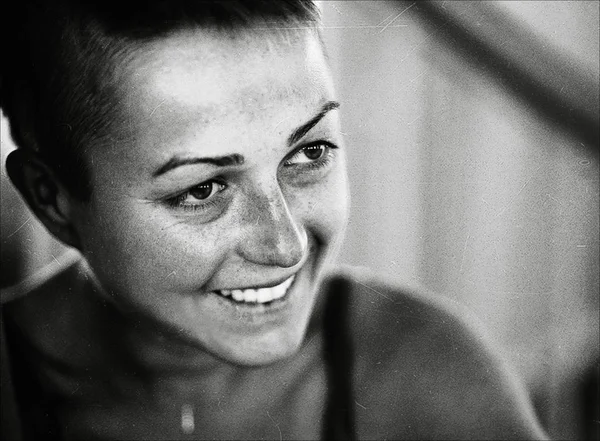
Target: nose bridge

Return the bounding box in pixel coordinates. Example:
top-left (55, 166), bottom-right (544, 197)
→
top-left (238, 181), bottom-right (307, 268)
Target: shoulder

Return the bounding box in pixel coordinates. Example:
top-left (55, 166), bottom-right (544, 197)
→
top-left (324, 265), bottom-right (548, 440)
top-left (1, 249), bottom-right (90, 320)
top-left (1, 249), bottom-right (86, 306)
top-left (1, 250), bottom-right (95, 361)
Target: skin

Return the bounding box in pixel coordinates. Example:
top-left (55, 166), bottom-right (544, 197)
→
top-left (11, 27), bottom-right (349, 367)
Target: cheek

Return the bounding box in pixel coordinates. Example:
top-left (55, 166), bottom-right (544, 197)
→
top-left (78, 199), bottom-right (226, 295)
top-left (296, 165), bottom-right (350, 247)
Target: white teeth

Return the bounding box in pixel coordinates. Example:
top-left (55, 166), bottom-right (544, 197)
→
top-left (281, 277), bottom-right (293, 291)
top-left (244, 289), bottom-right (258, 303)
top-left (232, 290), bottom-right (244, 302)
top-left (256, 289), bottom-right (270, 303)
top-left (215, 275), bottom-right (295, 304)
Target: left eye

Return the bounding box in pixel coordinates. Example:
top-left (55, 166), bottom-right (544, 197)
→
top-left (285, 144), bottom-right (327, 165)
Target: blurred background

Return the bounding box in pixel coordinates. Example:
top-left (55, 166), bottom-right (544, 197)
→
top-left (1, 1), bottom-right (598, 439)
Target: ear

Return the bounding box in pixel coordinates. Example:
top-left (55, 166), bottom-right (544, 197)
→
top-left (5, 149), bottom-right (82, 250)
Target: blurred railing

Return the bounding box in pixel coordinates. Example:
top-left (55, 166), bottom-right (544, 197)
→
top-left (320, 2), bottom-right (598, 439)
top-left (412, 0), bottom-right (599, 149)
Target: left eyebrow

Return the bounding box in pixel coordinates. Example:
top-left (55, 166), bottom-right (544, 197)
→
top-left (287, 101), bottom-right (340, 146)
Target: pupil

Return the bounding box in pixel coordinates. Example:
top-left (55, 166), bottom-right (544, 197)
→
top-left (304, 146), bottom-right (324, 160)
top-left (190, 183), bottom-right (213, 200)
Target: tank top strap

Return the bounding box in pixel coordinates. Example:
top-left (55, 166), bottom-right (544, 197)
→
top-left (322, 276), bottom-right (357, 441)
top-left (1, 305), bottom-right (24, 441)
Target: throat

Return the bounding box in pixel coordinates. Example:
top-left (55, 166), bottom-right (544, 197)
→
top-left (166, 330), bottom-right (326, 440)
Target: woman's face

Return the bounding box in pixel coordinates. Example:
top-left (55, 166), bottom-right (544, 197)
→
top-left (72, 28), bottom-right (349, 366)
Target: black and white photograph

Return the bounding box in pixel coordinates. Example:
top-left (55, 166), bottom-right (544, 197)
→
top-left (1, 1), bottom-right (598, 440)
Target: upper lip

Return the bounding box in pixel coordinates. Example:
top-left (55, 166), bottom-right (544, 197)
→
top-left (213, 274), bottom-right (296, 292)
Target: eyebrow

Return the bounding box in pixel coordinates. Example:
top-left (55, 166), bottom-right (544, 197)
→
top-left (152, 100), bottom-right (340, 178)
top-left (287, 100), bottom-right (340, 146)
top-left (152, 154), bottom-right (245, 177)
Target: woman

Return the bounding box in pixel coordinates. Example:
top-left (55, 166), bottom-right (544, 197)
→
top-left (1, 1), bottom-right (548, 439)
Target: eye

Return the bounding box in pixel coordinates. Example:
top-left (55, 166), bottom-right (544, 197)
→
top-left (284, 143), bottom-right (331, 166)
top-left (189, 181), bottom-right (221, 200)
top-left (167, 180), bottom-right (227, 211)
top-left (280, 142), bottom-right (339, 185)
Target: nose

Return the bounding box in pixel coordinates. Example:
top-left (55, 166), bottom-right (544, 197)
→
top-left (237, 184), bottom-right (307, 269)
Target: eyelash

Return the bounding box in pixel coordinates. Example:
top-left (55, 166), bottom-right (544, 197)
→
top-left (165, 142), bottom-right (338, 212)
top-left (283, 142), bottom-right (337, 170)
top-left (165, 180), bottom-right (227, 212)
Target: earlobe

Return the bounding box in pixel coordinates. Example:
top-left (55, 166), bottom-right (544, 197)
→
top-left (5, 149), bottom-right (82, 250)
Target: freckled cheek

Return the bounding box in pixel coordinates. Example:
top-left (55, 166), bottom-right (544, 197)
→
top-left (83, 206), bottom-right (227, 295)
top-left (137, 227), bottom-right (228, 291)
top-left (298, 172), bottom-right (350, 247)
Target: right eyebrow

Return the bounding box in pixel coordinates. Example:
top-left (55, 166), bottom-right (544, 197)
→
top-left (152, 154), bottom-right (245, 178)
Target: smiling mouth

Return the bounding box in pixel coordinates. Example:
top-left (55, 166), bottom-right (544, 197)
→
top-left (213, 275), bottom-right (295, 305)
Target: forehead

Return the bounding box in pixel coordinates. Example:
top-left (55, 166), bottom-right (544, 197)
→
top-left (115, 28), bottom-right (333, 153)
top-left (133, 29), bottom-right (326, 103)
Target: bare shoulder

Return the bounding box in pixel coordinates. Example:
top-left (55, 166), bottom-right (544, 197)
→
top-left (1, 250), bottom-right (93, 355)
top-left (325, 265), bottom-right (548, 440)
top-left (1, 249), bottom-right (85, 306)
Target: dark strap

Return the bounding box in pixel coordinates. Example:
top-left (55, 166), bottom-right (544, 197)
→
top-left (1, 305), bottom-right (62, 440)
top-left (322, 277), bottom-right (357, 441)
top-left (1, 306), bottom-right (24, 441)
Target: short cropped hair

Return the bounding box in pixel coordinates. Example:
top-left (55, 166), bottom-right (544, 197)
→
top-left (0, 0), bottom-right (320, 199)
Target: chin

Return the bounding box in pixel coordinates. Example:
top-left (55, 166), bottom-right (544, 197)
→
top-left (217, 324), bottom-right (309, 367)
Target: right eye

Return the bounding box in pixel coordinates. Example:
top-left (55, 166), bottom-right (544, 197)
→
top-left (189, 182), bottom-right (221, 200)
top-left (166, 180), bottom-right (227, 212)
